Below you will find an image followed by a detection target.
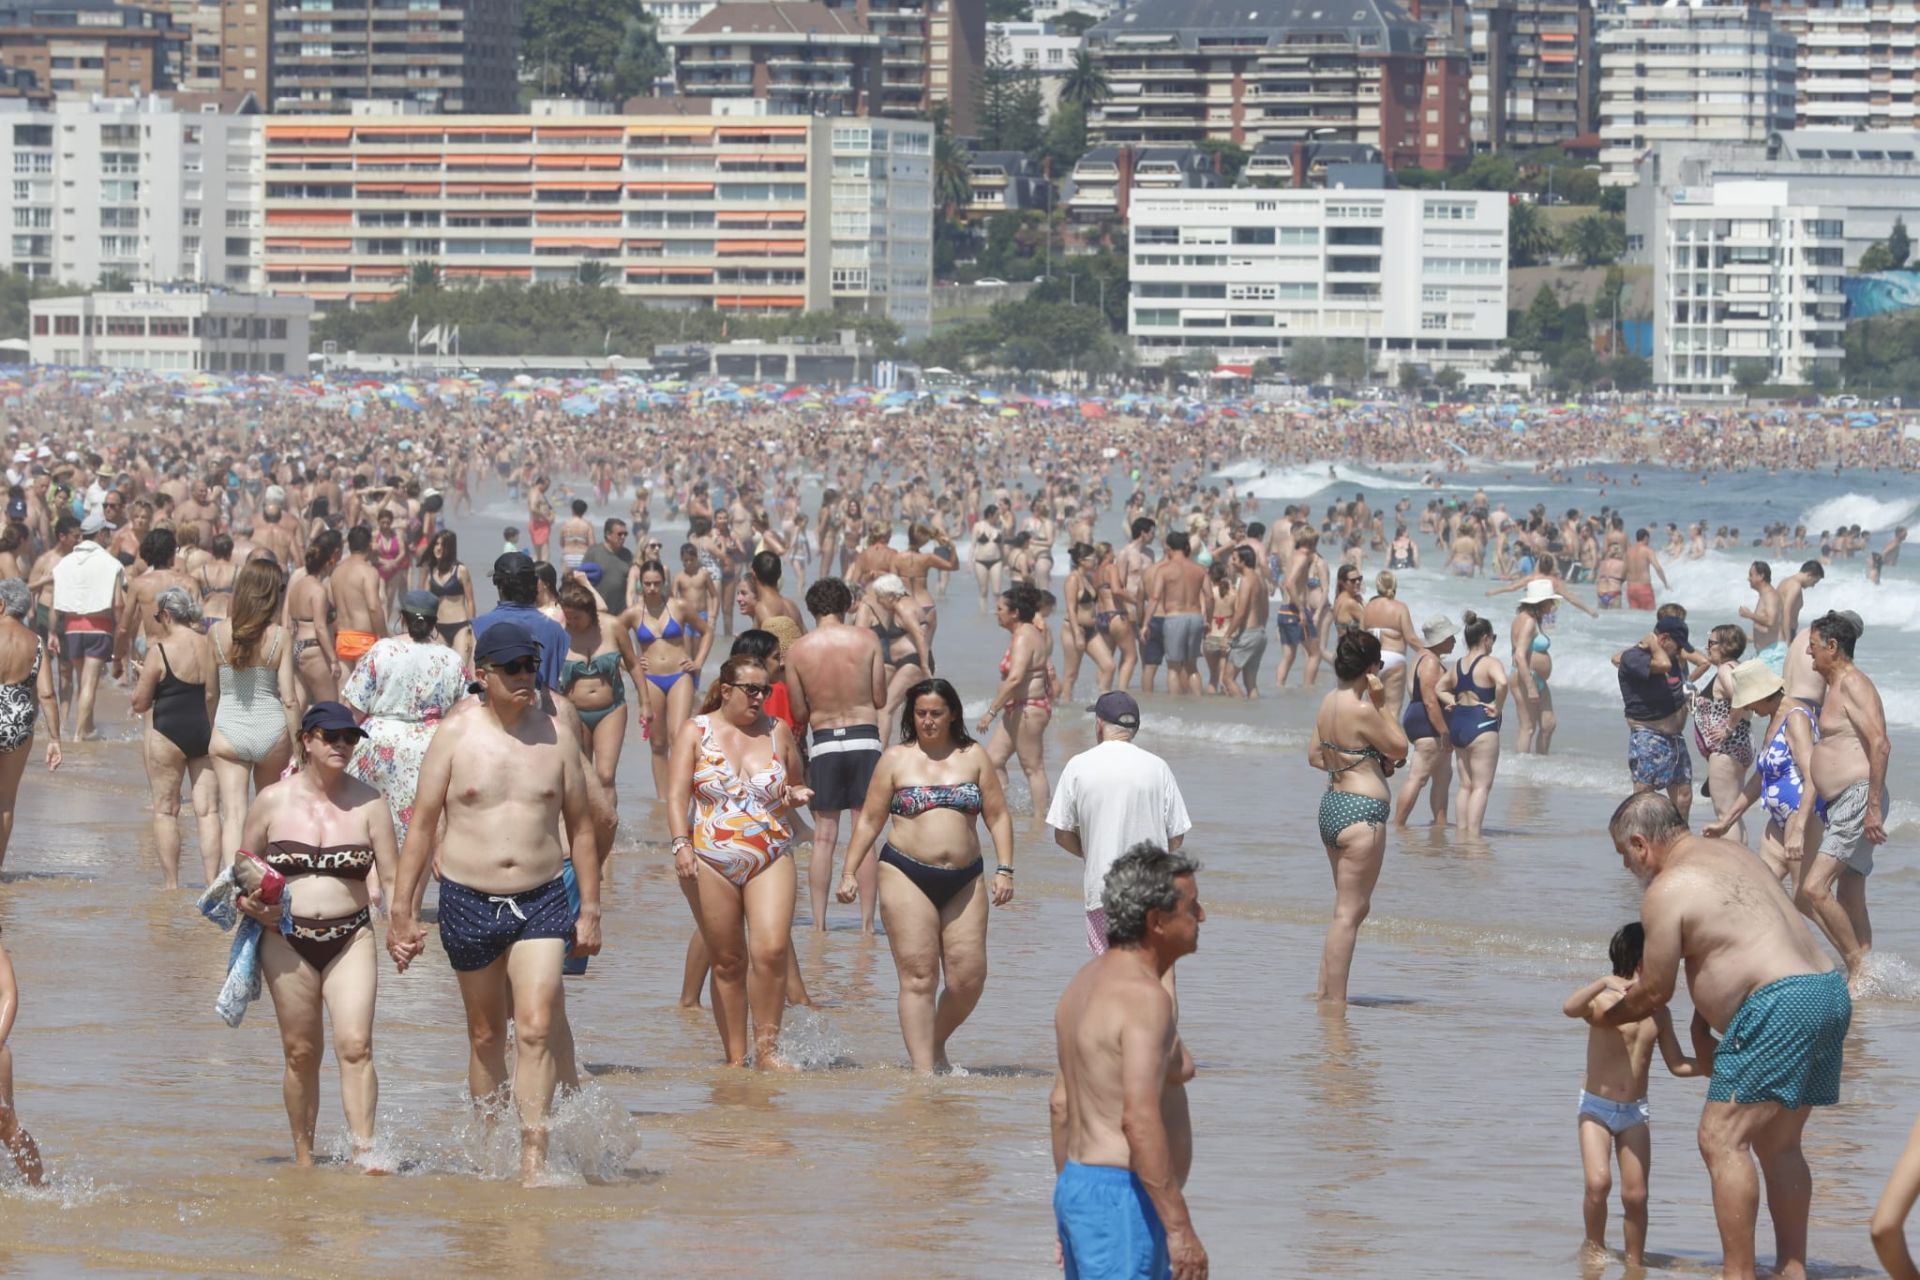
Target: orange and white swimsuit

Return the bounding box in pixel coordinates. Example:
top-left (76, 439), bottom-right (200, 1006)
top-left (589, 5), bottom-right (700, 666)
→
top-left (688, 714), bottom-right (790, 887)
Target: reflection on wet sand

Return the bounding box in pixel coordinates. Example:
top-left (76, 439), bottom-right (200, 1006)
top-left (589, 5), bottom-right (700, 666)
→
top-left (1297, 1007), bottom-right (1389, 1277)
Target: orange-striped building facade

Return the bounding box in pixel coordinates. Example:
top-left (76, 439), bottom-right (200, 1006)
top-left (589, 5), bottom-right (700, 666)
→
top-left (259, 106), bottom-right (934, 337)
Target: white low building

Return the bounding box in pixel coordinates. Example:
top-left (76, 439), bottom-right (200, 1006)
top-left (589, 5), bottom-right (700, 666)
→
top-left (1650, 180), bottom-right (1845, 392)
top-left (30, 291), bottom-right (312, 371)
top-left (1127, 184), bottom-right (1508, 374)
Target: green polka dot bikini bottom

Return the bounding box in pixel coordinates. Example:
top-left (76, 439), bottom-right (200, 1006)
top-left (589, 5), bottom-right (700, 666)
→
top-left (1318, 790), bottom-right (1390, 847)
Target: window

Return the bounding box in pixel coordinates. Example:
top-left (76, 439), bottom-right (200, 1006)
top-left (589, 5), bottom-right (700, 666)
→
top-left (1232, 226), bottom-right (1275, 245)
top-left (1423, 201), bottom-right (1476, 222)
top-left (182, 207), bottom-right (201, 228)
top-left (54, 314), bottom-right (80, 335)
top-left (1422, 285), bottom-right (1447, 302)
top-left (225, 209), bottom-right (252, 228)
top-left (99, 235), bottom-right (140, 258)
top-left (1134, 226), bottom-right (1178, 245)
top-left (1421, 312), bottom-right (1446, 330)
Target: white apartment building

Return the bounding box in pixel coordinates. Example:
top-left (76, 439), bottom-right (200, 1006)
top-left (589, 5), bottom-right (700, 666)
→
top-left (1030, 0), bottom-right (1114, 21)
top-left (1597, 4), bottom-right (1796, 187)
top-left (640, 0), bottom-right (714, 39)
top-left (1127, 185), bottom-right (1508, 373)
top-left (0, 93), bottom-right (261, 288)
top-left (1651, 179), bottom-right (1845, 392)
top-left (29, 290), bottom-right (310, 370)
top-left (988, 20), bottom-right (1081, 115)
top-left (1762, 0), bottom-right (1920, 131)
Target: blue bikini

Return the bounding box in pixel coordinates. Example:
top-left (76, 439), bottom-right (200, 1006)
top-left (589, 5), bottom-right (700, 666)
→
top-left (1447, 655), bottom-right (1502, 746)
top-left (634, 610), bottom-right (697, 695)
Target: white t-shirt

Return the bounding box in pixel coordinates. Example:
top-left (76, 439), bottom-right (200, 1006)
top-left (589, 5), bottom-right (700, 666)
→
top-left (1046, 739), bottom-right (1192, 910)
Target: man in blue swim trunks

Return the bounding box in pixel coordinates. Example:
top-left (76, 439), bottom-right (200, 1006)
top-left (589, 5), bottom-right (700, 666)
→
top-left (1603, 793), bottom-right (1849, 1280)
top-left (1050, 844), bottom-right (1207, 1280)
top-left (1615, 616), bottom-right (1694, 821)
top-left (387, 621), bottom-right (602, 1184)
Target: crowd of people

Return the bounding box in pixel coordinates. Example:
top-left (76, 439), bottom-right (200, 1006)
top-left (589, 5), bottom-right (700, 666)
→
top-left (0, 370), bottom-right (1913, 1276)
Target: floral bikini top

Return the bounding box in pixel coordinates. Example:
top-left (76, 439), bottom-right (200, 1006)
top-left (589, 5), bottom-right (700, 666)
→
top-left (890, 782), bottom-right (983, 818)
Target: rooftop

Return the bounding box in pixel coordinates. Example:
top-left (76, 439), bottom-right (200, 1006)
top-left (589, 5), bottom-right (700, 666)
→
top-left (1088, 0), bottom-right (1426, 56)
top-left (673, 2), bottom-right (875, 41)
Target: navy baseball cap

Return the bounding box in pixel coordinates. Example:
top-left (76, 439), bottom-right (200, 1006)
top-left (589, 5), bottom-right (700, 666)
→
top-left (399, 588), bottom-right (438, 617)
top-left (1654, 616), bottom-right (1690, 648)
top-left (474, 620), bottom-right (540, 666)
top-left (1093, 690), bottom-right (1140, 730)
top-left (300, 701), bottom-right (363, 736)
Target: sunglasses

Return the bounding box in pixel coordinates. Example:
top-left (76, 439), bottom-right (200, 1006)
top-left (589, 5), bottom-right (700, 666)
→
top-left (313, 728), bottom-right (364, 746)
top-left (489, 657), bottom-right (539, 676)
top-left (729, 682), bottom-right (771, 699)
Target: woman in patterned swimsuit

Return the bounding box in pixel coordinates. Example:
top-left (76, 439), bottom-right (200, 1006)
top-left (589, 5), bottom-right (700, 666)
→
top-left (233, 701), bottom-right (398, 1170)
top-left (666, 655), bottom-right (812, 1068)
top-left (1307, 631), bottom-right (1408, 1006)
top-left (0, 578), bottom-right (58, 873)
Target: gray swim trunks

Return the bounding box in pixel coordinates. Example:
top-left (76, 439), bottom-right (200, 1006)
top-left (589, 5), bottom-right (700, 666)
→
top-left (1818, 779), bottom-right (1886, 876)
top-left (1228, 628), bottom-right (1267, 674)
top-left (1160, 613), bottom-right (1204, 665)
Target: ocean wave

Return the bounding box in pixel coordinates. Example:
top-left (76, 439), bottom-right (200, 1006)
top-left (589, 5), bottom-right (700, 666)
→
top-left (1218, 461), bottom-right (1552, 502)
top-left (1798, 492), bottom-right (1919, 535)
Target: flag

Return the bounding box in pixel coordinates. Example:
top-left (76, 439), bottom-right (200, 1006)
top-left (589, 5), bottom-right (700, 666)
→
top-left (604, 327), bottom-right (613, 354)
top-left (450, 324), bottom-right (460, 353)
top-left (421, 324), bottom-right (444, 352)
top-left (408, 315), bottom-right (419, 346)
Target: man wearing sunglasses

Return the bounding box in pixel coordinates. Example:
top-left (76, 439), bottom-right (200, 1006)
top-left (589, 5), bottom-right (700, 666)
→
top-left (387, 621), bottom-right (600, 1183)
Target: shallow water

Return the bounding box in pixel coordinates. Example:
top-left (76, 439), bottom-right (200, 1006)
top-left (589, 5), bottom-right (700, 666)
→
top-left (0, 463), bottom-right (1915, 1277)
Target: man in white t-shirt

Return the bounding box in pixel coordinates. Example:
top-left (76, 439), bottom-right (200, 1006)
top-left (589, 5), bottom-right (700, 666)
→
top-left (1047, 691), bottom-right (1192, 954)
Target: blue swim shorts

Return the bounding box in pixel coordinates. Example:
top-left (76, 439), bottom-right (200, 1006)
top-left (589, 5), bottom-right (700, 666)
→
top-left (1757, 640), bottom-right (1789, 676)
top-left (1628, 726), bottom-right (1692, 788)
top-left (1276, 605), bottom-right (1304, 647)
top-left (1708, 970), bottom-right (1850, 1109)
top-left (437, 872), bottom-right (576, 973)
top-left (1054, 1161), bottom-right (1170, 1280)
top-left (1140, 617), bottom-right (1166, 667)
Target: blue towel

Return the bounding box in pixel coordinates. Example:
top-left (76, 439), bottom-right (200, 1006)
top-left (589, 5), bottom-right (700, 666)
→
top-left (198, 864), bottom-right (269, 1027)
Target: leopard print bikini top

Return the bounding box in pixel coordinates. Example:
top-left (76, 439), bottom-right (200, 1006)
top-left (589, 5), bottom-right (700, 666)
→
top-left (264, 839), bottom-right (374, 881)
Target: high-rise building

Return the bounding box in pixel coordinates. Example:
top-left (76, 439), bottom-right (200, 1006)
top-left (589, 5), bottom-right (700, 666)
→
top-left (666, 2), bottom-right (885, 116)
top-left (1469, 0), bottom-right (1596, 152)
top-left (257, 104), bottom-right (934, 336)
top-left (1757, 0), bottom-right (1920, 131)
top-left (216, 0), bottom-right (267, 95)
top-left (267, 0), bottom-right (518, 113)
top-left (0, 0), bottom-right (182, 100)
top-left (1083, 0), bottom-right (1471, 172)
top-left (1597, 4), bottom-right (1796, 187)
top-left (1127, 181), bottom-right (1508, 371)
top-left (1649, 179), bottom-right (1844, 391)
top-left (0, 92), bottom-right (261, 286)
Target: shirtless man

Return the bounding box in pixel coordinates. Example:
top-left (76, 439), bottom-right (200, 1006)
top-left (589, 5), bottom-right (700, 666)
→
top-left (785, 577), bottom-right (886, 933)
top-left (112, 527), bottom-right (199, 678)
top-left (1147, 532), bottom-right (1208, 697)
top-left (1623, 529), bottom-right (1667, 611)
top-left (742, 551), bottom-right (805, 631)
top-left (672, 542), bottom-right (718, 632)
top-left (1773, 561), bottom-right (1823, 652)
top-left (1880, 526), bottom-right (1907, 568)
top-left (1279, 530), bottom-right (1326, 688)
top-left (387, 621), bottom-right (601, 1184)
top-left (332, 526), bottom-right (387, 673)
top-left (1601, 792), bottom-right (1849, 1280)
top-left (1739, 561), bottom-right (1783, 671)
top-left (1801, 611), bottom-right (1889, 992)
top-left (27, 516), bottom-right (78, 701)
top-left (1050, 844), bottom-right (1206, 1280)
top-left (1117, 519), bottom-right (1156, 691)
top-left (1226, 546), bottom-right (1268, 699)
top-left (175, 474), bottom-right (222, 534)
top-left (253, 487), bottom-right (302, 570)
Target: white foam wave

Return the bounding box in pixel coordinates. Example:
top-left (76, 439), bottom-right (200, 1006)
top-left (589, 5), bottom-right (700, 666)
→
top-left (1222, 461), bottom-right (1552, 501)
top-left (1798, 492), bottom-right (1919, 535)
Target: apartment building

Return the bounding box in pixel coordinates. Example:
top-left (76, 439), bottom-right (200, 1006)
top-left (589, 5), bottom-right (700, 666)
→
top-left (988, 20), bottom-right (1080, 114)
top-left (643, 0), bottom-right (716, 39)
top-left (267, 0), bottom-right (518, 113)
top-left (1127, 182), bottom-right (1508, 371)
top-left (666, 2), bottom-right (884, 116)
top-left (29, 288), bottom-right (308, 369)
top-left (1083, 0), bottom-right (1471, 171)
top-left (257, 105), bottom-right (933, 337)
top-left (1650, 179), bottom-right (1844, 391)
top-left (0, 92), bottom-right (260, 287)
top-left (1469, 0), bottom-right (1595, 152)
top-left (1757, 0), bottom-right (1920, 130)
top-left (1627, 130), bottom-right (1920, 267)
top-left (1597, 5), bottom-right (1796, 187)
top-left (965, 149), bottom-right (1049, 219)
top-left (1067, 144), bottom-right (1220, 222)
top-left (0, 0), bottom-right (182, 100)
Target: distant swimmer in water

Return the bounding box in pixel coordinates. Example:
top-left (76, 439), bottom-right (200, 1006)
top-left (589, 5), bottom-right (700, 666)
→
top-left (1563, 922), bottom-right (1706, 1268)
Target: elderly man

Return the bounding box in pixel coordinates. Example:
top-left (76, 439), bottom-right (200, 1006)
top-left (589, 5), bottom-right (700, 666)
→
top-left (1602, 792), bottom-right (1848, 1280)
top-left (1050, 843), bottom-right (1207, 1280)
top-left (387, 621), bottom-right (601, 1184)
top-left (1802, 611), bottom-right (1890, 992)
top-left (50, 512), bottom-right (124, 740)
top-left (580, 518), bottom-right (632, 614)
top-left (1614, 615), bottom-right (1694, 820)
top-left (1047, 692), bottom-right (1192, 955)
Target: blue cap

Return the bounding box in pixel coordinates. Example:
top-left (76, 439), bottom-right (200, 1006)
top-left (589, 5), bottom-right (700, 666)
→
top-left (300, 700), bottom-right (362, 735)
top-left (1655, 615), bottom-right (1690, 648)
top-left (1093, 690), bottom-right (1140, 730)
top-left (474, 620), bottom-right (541, 666)
top-left (576, 559), bottom-right (604, 584)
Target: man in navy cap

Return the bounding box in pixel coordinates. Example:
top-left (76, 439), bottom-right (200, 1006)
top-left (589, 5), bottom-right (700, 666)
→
top-left (471, 551), bottom-right (568, 694)
top-left (387, 619), bottom-right (601, 1183)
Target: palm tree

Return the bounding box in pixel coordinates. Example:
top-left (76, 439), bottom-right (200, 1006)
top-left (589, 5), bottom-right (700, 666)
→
top-left (407, 259), bottom-right (440, 292)
top-left (576, 258), bottom-right (608, 287)
top-left (935, 133), bottom-right (973, 220)
top-left (1508, 200), bottom-right (1556, 268)
top-left (1060, 47), bottom-right (1109, 111)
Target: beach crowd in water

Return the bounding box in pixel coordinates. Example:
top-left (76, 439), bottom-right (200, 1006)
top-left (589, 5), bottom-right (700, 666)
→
top-left (0, 368), bottom-right (1916, 1278)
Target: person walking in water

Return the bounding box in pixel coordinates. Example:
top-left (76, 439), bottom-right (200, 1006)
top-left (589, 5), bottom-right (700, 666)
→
top-left (1802, 611), bottom-right (1889, 993)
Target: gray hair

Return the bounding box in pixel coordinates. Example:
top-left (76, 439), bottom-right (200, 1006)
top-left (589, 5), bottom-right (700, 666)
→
top-left (155, 586), bottom-right (202, 625)
top-left (1096, 720), bottom-right (1136, 744)
top-left (1608, 792), bottom-right (1687, 849)
top-left (870, 572), bottom-right (907, 599)
top-left (0, 578), bottom-right (27, 621)
top-left (1101, 842), bottom-right (1200, 948)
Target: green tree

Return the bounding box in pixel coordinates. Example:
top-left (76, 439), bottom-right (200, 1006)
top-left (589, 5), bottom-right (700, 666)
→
top-left (1195, 139), bottom-right (1249, 183)
top-left (935, 132), bottom-right (973, 219)
top-left (407, 260), bottom-right (440, 292)
top-left (575, 259), bottom-right (608, 287)
top-left (977, 30), bottom-right (1039, 152)
top-left (522, 0), bottom-right (642, 98)
top-left (1508, 200), bottom-right (1556, 267)
top-left (1565, 213), bottom-right (1625, 267)
top-left (1599, 186), bottom-right (1626, 215)
top-left (1892, 216), bottom-right (1912, 269)
top-left (1286, 337), bottom-right (1330, 384)
top-left (1595, 265), bottom-right (1628, 323)
top-left (1858, 242), bottom-right (1896, 274)
top-left (1040, 100), bottom-right (1087, 180)
top-left (1434, 366), bottom-right (1464, 391)
top-left (607, 14), bottom-right (668, 101)
top-left (1807, 361), bottom-right (1840, 393)
top-left (1398, 362), bottom-right (1424, 392)
top-left (1003, 79), bottom-right (1046, 154)
top-left (1058, 46), bottom-right (1108, 111)
top-left (1608, 354), bottom-right (1651, 392)
top-left (97, 270), bottom-right (132, 292)
top-left (1051, 10), bottom-right (1097, 35)
top-left (1458, 154), bottom-right (1519, 192)
top-left (1515, 283), bottom-right (1564, 350)
top-left (1329, 339), bottom-right (1372, 385)
top-left (1732, 359), bottom-right (1771, 395)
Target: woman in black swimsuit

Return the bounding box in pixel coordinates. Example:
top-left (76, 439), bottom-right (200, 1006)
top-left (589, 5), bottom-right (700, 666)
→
top-left (131, 587), bottom-right (218, 889)
top-left (234, 701), bottom-right (397, 1171)
top-left (424, 530), bottom-right (475, 667)
top-left (838, 678), bottom-right (1013, 1073)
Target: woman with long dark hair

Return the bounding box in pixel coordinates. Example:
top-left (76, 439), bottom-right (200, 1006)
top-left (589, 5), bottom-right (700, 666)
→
top-left (423, 529), bottom-right (475, 667)
top-left (1439, 611), bottom-right (1508, 840)
top-left (840, 678), bottom-right (1012, 1072)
